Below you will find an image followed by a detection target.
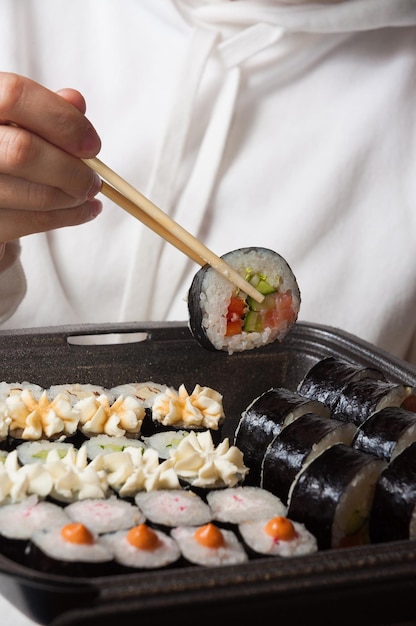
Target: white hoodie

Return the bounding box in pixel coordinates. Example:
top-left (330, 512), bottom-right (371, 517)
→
top-left (0, 0), bottom-right (416, 363)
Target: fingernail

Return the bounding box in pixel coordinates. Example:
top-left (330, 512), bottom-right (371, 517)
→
top-left (82, 125), bottom-right (101, 155)
top-left (89, 199), bottom-right (102, 219)
top-left (88, 173), bottom-right (102, 199)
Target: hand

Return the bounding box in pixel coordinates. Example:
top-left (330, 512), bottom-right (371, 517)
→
top-left (0, 72), bottom-right (103, 244)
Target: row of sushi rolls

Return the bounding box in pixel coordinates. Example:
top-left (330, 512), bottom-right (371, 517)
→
top-left (0, 247), bottom-right (415, 576)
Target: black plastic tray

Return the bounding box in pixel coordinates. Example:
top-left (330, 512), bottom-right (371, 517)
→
top-left (0, 321), bottom-right (416, 626)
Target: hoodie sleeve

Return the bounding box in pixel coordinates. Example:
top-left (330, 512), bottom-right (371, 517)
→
top-left (0, 241), bottom-right (27, 324)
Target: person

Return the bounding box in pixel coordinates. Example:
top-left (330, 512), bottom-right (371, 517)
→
top-left (1, 0), bottom-right (416, 363)
top-left (0, 3), bottom-right (416, 624)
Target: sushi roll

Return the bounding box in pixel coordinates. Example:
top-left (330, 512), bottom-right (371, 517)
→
top-left (297, 356), bottom-right (385, 412)
top-left (65, 496), bottom-right (144, 534)
top-left (206, 486), bottom-right (287, 524)
top-left (238, 515), bottom-right (318, 558)
top-left (171, 523), bottom-right (248, 566)
top-left (48, 383), bottom-right (115, 404)
top-left (16, 439), bottom-right (76, 465)
top-left (261, 412), bottom-right (356, 504)
top-left (351, 406), bottom-right (416, 462)
top-left (0, 494), bottom-right (70, 562)
top-left (150, 384), bottom-right (225, 433)
top-left (85, 434), bottom-right (147, 460)
top-left (102, 523), bottom-right (181, 570)
top-left (74, 393), bottom-right (145, 438)
top-left (369, 441), bottom-right (416, 543)
top-left (234, 387), bottom-right (330, 485)
top-left (168, 430), bottom-right (248, 490)
top-left (28, 521), bottom-right (114, 576)
top-left (287, 443), bottom-right (386, 550)
top-left (188, 247), bottom-right (300, 354)
top-left (332, 378), bottom-right (412, 427)
top-left (134, 489), bottom-right (212, 530)
top-left (110, 381), bottom-right (169, 409)
top-left (142, 430), bottom-right (191, 460)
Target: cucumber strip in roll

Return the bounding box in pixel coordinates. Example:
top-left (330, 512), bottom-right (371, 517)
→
top-left (234, 387), bottom-right (329, 486)
top-left (297, 356), bottom-right (385, 412)
top-left (369, 441), bottom-right (416, 543)
top-left (187, 247), bottom-right (300, 354)
top-left (287, 443), bottom-right (386, 550)
top-left (261, 412), bottom-right (356, 504)
top-left (352, 406), bottom-right (416, 462)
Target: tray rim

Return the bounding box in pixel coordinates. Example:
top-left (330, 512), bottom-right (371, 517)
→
top-left (1, 320), bottom-right (416, 624)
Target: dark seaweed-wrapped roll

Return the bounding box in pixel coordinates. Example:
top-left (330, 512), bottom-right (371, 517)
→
top-left (352, 406), bottom-right (416, 462)
top-left (297, 356), bottom-right (385, 412)
top-left (332, 378), bottom-right (412, 427)
top-left (0, 495), bottom-right (70, 563)
top-left (28, 522), bottom-right (114, 576)
top-left (261, 413), bottom-right (356, 504)
top-left (171, 523), bottom-right (248, 566)
top-left (234, 388), bottom-right (330, 486)
top-left (188, 247), bottom-right (300, 354)
top-left (102, 523), bottom-right (181, 570)
top-left (206, 486), bottom-right (287, 525)
top-left (287, 443), bottom-right (386, 550)
top-left (369, 441), bottom-right (416, 543)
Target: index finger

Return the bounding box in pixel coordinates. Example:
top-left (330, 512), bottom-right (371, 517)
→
top-left (0, 72), bottom-right (101, 157)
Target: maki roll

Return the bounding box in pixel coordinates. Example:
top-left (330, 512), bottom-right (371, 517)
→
top-left (351, 406), bottom-right (416, 462)
top-left (238, 515), bottom-right (318, 558)
top-left (188, 247), bottom-right (300, 354)
top-left (0, 494), bottom-right (70, 562)
top-left (102, 523), bottom-right (181, 570)
top-left (65, 496), bottom-right (144, 534)
top-left (134, 489), bottom-right (212, 530)
top-left (28, 521), bottom-right (114, 576)
top-left (297, 356), bottom-right (385, 412)
top-left (206, 486), bottom-right (287, 524)
top-left (16, 439), bottom-right (76, 465)
top-left (85, 434), bottom-right (147, 460)
top-left (142, 430), bottom-right (191, 460)
top-left (261, 412), bottom-right (356, 504)
top-left (332, 378), bottom-right (413, 427)
top-left (369, 441), bottom-right (416, 543)
top-left (287, 443), bottom-right (386, 550)
top-left (234, 387), bottom-right (329, 485)
top-left (171, 523), bottom-right (248, 566)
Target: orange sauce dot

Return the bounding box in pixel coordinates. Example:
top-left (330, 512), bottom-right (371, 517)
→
top-left (61, 523), bottom-right (94, 545)
top-left (194, 523), bottom-right (225, 548)
top-left (264, 516), bottom-right (296, 541)
top-left (127, 524), bottom-right (160, 550)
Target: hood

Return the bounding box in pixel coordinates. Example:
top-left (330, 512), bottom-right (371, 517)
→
top-left (173, 0), bottom-right (416, 34)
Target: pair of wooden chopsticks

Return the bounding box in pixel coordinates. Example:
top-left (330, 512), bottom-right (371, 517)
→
top-left (82, 157), bottom-right (264, 304)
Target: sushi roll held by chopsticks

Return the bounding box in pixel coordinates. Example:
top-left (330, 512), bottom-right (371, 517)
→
top-left (188, 247), bottom-right (301, 354)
